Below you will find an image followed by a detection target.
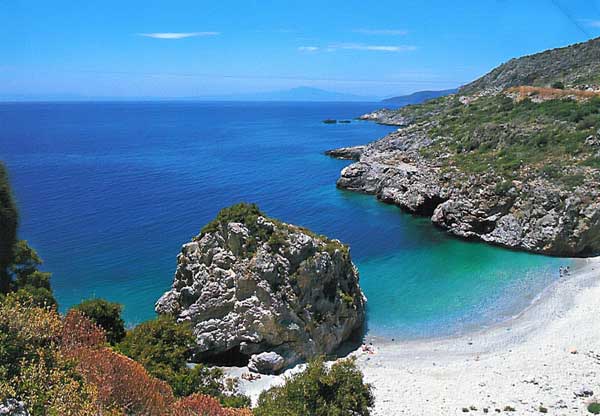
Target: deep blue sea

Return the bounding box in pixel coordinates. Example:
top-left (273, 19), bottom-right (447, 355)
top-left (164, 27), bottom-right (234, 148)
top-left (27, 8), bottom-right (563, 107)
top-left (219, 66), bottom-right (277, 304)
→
top-left (0, 101), bottom-right (568, 339)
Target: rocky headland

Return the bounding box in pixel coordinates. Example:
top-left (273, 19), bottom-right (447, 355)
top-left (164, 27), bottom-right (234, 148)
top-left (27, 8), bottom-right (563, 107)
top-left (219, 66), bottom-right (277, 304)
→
top-left (329, 37), bottom-right (600, 257)
top-left (156, 203), bottom-right (365, 374)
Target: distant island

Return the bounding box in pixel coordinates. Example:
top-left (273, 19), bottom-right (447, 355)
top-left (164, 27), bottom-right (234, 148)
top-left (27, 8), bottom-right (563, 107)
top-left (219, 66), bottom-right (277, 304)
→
top-left (381, 88), bottom-right (458, 107)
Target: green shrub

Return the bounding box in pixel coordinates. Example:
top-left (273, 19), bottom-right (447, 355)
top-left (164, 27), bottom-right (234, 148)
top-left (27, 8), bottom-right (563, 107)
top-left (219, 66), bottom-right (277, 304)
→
top-left (118, 315), bottom-right (249, 406)
top-left (551, 81), bottom-right (565, 89)
top-left (200, 203), bottom-right (265, 236)
top-left (255, 357), bottom-right (374, 416)
top-left (494, 181), bottom-right (513, 196)
top-left (73, 298), bottom-right (126, 344)
top-left (589, 402), bottom-right (600, 414)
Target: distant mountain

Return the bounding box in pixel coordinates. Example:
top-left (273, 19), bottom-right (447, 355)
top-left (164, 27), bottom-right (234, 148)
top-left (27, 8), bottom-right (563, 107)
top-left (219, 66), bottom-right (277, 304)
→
top-left (460, 36), bottom-right (600, 94)
top-left (222, 87), bottom-right (374, 102)
top-left (381, 89), bottom-right (457, 106)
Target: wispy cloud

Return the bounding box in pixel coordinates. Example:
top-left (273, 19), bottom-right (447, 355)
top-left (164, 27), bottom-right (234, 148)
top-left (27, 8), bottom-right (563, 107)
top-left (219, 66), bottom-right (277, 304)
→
top-left (298, 43), bottom-right (415, 53)
top-left (138, 32), bottom-right (219, 39)
top-left (332, 43), bottom-right (416, 52)
top-left (354, 29), bottom-right (408, 36)
top-left (586, 20), bottom-right (600, 27)
top-left (298, 46), bottom-right (320, 52)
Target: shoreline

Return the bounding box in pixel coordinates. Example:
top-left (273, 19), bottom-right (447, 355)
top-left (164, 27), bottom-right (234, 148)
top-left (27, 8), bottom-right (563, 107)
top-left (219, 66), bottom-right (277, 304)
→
top-left (354, 256), bottom-right (600, 415)
top-left (228, 257), bottom-right (600, 414)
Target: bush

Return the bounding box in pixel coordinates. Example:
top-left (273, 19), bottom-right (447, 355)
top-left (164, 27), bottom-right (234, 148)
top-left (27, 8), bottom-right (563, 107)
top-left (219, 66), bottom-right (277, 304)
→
top-left (201, 203), bottom-right (264, 236)
top-left (117, 315), bottom-right (195, 382)
top-left (118, 315), bottom-right (250, 406)
top-left (589, 402), bottom-right (600, 414)
top-left (254, 357), bottom-right (374, 416)
top-left (73, 298), bottom-right (125, 344)
top-left (68, 344), bottom-right (175, 414)
top-left (0, 295), bottom-right (99, 415)
top-left (551, 81), bottom-right (565, 89)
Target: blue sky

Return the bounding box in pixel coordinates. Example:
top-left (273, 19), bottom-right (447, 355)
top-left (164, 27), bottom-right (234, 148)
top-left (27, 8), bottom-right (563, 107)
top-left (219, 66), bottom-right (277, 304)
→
top-left (2, 0), bottom-right (600, 99)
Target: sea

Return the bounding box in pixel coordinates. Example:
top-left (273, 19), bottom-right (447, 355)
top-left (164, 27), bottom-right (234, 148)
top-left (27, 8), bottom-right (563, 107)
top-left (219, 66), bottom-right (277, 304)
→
top-left (0, 101), bottom-right (568, 339)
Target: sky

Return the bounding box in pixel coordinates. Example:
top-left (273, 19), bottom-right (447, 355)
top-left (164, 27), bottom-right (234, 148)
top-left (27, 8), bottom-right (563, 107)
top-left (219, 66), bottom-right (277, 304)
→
top-left (1, 0), bottom-right (600, 100)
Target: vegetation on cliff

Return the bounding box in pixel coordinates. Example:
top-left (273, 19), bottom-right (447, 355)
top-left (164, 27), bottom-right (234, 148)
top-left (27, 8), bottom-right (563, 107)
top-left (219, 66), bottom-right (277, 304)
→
top-left (419, 94), bottom-right (600, 189)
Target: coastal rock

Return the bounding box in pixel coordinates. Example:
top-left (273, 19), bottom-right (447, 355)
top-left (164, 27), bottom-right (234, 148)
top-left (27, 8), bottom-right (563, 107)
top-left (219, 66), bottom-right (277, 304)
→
top-left (324, 146), bottom-right (365, 161)
top-left (358, 109), bottom-right (412, 126)
top-left (329, 126), bottom-right (600, 257)
top-left (155, 203), bottom-right (365, 373)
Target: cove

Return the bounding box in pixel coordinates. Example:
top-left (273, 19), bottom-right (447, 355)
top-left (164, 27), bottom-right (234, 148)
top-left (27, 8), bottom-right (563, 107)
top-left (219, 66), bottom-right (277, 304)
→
top-left (0, 101), bottom-right (568, 337)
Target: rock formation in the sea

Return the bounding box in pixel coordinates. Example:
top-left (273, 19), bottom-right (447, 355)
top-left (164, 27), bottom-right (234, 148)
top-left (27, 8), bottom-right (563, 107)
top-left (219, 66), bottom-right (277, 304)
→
top-left (155, 203), bottom-right (365, 374)
top-left (329, 37), bottom-right (600, 257)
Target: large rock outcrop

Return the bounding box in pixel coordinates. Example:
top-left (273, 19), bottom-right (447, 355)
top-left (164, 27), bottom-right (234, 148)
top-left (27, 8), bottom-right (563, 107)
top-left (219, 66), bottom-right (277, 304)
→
top-left (156, 203), bottom-right (365, 373)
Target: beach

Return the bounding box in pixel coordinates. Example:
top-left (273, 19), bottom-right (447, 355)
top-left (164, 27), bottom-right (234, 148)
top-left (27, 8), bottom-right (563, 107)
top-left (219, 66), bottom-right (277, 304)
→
top-left (234, 257), bottom-right (600, 415)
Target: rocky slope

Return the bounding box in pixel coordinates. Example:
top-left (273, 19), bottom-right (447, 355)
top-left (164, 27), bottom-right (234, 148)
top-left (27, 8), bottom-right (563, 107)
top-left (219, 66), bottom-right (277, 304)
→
top-left (156, 203), bottom-right (365, 374)
top-left (330, 38), bottom-right (600, 257)
top-left (460, 37), bottom-right (600, 95)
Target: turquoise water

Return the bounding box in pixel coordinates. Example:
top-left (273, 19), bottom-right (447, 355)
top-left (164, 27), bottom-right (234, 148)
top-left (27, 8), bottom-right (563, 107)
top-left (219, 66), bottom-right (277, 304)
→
top-left (0, 101), bottom-right (567, 338)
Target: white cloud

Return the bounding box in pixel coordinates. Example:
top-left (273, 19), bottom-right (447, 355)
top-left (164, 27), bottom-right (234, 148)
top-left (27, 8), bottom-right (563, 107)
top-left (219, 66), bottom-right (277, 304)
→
top-left (138, 32), bottom-right (219, 39)
top-left (354, 29), bottom-right (408, 36)
top-left (332, 43), bottom-right (416, 52)
top-left (588, 20), bottom-right (600, 27)
top-left (298, 46), bottom-right (320, 52)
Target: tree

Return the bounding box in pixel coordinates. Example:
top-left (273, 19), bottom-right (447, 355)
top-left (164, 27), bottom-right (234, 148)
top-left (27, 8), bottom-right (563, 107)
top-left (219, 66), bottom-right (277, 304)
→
top-left (255, 357), bottom-right (374, 416)
top-left (0, 163), bottom-right (18, 293)
top-left (73, 298), bottom-right (126, 344)
top-left (4, 240), bottom-right (56, 308)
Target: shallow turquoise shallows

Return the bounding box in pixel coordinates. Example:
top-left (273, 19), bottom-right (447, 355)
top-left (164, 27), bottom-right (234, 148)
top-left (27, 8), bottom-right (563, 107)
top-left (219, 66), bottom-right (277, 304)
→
top-left (0, 101), bottom-right (567, 339)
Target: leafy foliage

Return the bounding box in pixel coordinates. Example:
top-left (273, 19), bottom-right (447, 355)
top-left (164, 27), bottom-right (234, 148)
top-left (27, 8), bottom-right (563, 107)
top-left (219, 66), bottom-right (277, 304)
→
top-left (0, 163), bottom-right (18, 293)
top-left (255, 357), bottom-right (374, 416)
top-left (589, 402), bottom-right (600, 415)
top-left (201, 203), bottom-right (266, 236)
top-left (73, 298), bottom-right (126, 344)
top-left (0, 295), bottom-right (99, 415)
top-left (419, 94), bottom-right (600, 189)
top-left (2, 240), bottom-right (56, 308)
top-left (118, 315), bottom-right (250, 406)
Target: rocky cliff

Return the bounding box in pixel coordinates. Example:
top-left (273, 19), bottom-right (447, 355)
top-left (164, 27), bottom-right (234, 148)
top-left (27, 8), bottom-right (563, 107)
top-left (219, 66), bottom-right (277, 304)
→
top-left (156, 203), bottom-right (365, 374)
top-left (330, 38), bottom-right (600, 257)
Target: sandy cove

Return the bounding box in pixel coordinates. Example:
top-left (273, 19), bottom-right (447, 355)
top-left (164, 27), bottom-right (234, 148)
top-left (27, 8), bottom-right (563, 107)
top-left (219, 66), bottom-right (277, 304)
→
top-left (230, 257), bottom-right (600, 415)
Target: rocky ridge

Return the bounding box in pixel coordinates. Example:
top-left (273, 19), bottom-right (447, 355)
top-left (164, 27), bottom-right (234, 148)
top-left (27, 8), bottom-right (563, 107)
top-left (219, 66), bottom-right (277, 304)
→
top-left (156, 203), bottom-right (365, 374)
top-left (329, 38), bottom-right (600, 257)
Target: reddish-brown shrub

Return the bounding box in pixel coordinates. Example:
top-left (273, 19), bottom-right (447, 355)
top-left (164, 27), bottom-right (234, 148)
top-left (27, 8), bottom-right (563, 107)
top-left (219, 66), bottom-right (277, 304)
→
top-left (223, 408), bottom-right (254, 416)
top-left (171, 393), bottom-right (227, 416)
top-left (65, 346), bottom-right (175, 415)
top-left (61, 309), bottom-right (106, 351)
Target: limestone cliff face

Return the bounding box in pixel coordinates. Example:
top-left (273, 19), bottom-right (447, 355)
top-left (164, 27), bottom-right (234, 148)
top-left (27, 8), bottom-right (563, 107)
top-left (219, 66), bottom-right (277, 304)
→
top-left (155, 204), bottom-right (365, 373)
